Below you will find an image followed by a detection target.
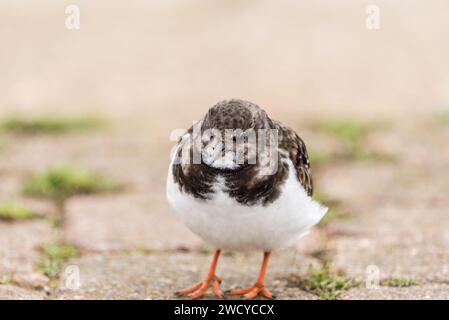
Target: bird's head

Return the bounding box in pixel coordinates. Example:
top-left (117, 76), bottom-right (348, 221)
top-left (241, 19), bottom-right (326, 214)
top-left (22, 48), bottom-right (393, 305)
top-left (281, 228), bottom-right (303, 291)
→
top-left (196, 99), bottom-right (272, 170)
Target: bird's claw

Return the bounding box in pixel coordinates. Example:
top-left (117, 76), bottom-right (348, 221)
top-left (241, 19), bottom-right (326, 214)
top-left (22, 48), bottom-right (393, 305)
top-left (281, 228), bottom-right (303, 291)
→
top-left (226, 283), bottom-right (276, 300)
top-left (176, 275), bottom-right (223, 299)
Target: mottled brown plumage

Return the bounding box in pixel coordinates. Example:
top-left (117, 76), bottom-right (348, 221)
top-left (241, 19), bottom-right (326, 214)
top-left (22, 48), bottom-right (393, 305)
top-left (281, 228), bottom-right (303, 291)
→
top-left (275, 121), bottom-right (313, 196)
top-left (171, 99), bottom-right (313, 205)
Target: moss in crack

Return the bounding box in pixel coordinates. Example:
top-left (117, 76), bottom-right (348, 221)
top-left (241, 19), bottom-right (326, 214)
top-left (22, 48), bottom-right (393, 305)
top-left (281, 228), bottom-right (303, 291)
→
top-left (0, 275), bottom-right (11, 285)
top-left (37, 243), bottom-right (78, 279)
top-left (380, 277), bottom-right (419, 287)
top-left (295, 264), bottom-right (359, 300)
top-left (23, 166), bottom-right (124, 202)
top-left (23, 166), bottom-right (125, 226)
top-left (311, 119), bottom-right (394, 162)
top-left (0, 202), bottom-right (38, 221)
top-left (0, 115), bottom-right (108, 135)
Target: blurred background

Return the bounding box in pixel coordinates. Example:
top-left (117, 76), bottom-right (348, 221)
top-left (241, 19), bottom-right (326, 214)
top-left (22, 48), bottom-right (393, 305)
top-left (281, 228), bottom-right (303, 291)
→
top-left (0, 0), bottom-right (448, 299)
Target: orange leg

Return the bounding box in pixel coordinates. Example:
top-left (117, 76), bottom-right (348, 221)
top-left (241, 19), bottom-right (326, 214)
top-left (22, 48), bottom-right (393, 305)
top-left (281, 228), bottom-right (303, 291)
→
top-left (176, 249), bottom-right (223, 299)
top-left (227, 252), bottom-right (275, 300)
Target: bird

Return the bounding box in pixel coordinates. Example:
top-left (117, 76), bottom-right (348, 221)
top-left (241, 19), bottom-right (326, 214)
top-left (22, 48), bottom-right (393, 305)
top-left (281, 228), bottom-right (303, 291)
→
top-left (166, 99), bottom-right (327, 300)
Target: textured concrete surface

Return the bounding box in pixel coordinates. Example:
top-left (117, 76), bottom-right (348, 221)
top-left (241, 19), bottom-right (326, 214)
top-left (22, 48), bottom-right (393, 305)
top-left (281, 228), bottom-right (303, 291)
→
top-left (0, 221), bottom-right (56, 275)
top-left (0, 285), bottom-right (45, 300)
top-left (55, 250), bottom-right (319, 300)
top-left (342, 285), bottom-right (449, 300)
top-left (64, 193), bottom-right (203, 252)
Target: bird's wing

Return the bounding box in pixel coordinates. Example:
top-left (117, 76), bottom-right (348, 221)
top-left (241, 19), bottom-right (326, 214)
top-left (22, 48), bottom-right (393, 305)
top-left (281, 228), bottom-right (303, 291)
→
top-left (276, 122), bottom-right (314, 196)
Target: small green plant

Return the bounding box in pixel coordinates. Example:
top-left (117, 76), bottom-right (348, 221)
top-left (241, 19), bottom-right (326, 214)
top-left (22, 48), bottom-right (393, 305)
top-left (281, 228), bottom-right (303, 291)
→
top-left (23, 166), bottom-right (124, 227)
top-left (37, 243), bottom-right (77, 278)
top-left (46, 216), bottom-right (62, 228)
top-left (0, 115), bottom-right (107, 134)
top-left (0, 275), bottom-right (11, 285)
top-left (125, 246), bottom-right (155, 255)
top-left (298, 264), bottom-right (358, 300)
top-left (0, 202), bottom-right (37, 221)
top-left (316, 120), bottom-right (370, 148)
top-left (312, 119), bottom-right (393, 162)
top-left (23, 166), bottom-right (124, 202)
top-left (198, 244), bottom-right (214, 255)
top-left (380, 277), bottom-right (419, 287)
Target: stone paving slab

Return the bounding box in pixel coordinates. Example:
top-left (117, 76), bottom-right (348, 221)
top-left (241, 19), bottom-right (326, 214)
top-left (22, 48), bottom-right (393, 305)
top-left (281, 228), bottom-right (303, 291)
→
top-left (330, 202), bottom-right (449, 283)
top-left (341, 284), bottom-right (449, 300)
top-left (317, 162), bottom-right (397, 202)
top-left (0, 220), bottom-right (55, 276)
top-left (0, 284), bottom-right (45, 300)
top-left (314, 127), bottom-right (449, 285)
top-left (64, 193), bottom-right (203, 252)
top-left (0, 132), bottom-right (164, 190)
top-left (55, 249), bottom-right (319, 300)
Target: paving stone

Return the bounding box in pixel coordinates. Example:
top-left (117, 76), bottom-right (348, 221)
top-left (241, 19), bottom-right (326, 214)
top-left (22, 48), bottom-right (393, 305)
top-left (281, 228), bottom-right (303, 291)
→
top-left (55, 249), bottom-right (319, 300)
top-left (64, 193), bottom-right (203, 252)
top-left (329, 201), bottom-right (449, 283)
top-left (0, 284), bottom-right (45, 300)
top-left (11, 272), bottom-right (49, 290)
top-left (0, 220), bottom-right (56, 275)
top-left (341, 284), bottom-right (449, 300)
top-left (295, 229), bottom-right (328, 256)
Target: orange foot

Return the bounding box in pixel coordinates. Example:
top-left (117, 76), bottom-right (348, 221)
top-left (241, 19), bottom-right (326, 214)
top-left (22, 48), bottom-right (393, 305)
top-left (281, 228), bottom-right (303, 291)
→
top-left (227, 283), bottom-right (275, 300)
top-left (176, 275), bottom-right (224, 299)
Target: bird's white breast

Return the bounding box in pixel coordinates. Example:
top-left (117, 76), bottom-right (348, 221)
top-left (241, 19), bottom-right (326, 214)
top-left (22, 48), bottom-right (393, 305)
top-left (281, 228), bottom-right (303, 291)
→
top-left (166, 150), bottom-right (327, 251)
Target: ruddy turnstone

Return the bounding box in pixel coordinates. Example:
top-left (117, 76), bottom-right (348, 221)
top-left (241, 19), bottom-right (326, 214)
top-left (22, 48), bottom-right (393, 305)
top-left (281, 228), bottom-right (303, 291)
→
top-left (167, 99), bottom-right (327, 300)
